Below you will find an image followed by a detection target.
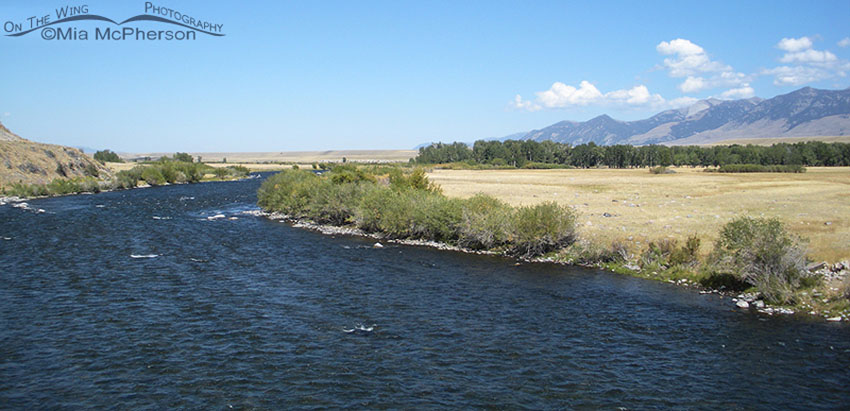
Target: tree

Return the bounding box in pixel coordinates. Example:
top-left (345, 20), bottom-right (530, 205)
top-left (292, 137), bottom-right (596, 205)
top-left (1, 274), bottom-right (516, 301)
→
top-left (93, 149), bottom-right (122, 163)
top-left (173, 152), bottom-right (193, 162)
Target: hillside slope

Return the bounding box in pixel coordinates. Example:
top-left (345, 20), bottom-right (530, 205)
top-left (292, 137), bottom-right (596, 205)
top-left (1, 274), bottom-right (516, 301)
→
top-left (0, 122), bottom-right (112, 187)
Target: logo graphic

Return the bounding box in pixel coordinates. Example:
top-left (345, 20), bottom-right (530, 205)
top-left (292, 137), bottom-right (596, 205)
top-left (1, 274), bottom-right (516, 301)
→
top-left (4, 2), bottom-right (225, 41)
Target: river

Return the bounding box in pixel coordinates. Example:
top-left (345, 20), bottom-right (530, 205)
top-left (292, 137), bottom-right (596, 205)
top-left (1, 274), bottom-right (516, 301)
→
top-left (1, 174), bottom-right (848, 408)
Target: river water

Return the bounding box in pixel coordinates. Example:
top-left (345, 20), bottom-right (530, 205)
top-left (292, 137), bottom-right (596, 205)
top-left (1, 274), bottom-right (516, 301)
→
top-left (1, 174), bottom-right (848, 409)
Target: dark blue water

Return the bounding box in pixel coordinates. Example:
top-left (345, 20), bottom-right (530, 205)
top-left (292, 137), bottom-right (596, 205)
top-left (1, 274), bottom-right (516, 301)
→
top-left (1, 174), bottom-right (848, 409)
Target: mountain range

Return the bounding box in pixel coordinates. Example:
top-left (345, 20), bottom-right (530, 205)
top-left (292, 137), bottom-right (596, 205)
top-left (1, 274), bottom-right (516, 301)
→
top-left (474, 87), bottom-right (850, 147)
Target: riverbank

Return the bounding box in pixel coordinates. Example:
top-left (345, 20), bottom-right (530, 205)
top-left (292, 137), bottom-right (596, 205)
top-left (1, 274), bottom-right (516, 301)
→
top-left (1, 159), bottom-right (255, 199)
top-left (255, 167), bottom-right (850, 322)
top-left (249, 208), bottom-right (849, 322)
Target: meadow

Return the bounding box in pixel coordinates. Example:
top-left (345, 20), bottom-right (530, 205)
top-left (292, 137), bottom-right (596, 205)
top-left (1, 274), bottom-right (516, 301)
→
top-left (427, 167), bottom-right (850, 262)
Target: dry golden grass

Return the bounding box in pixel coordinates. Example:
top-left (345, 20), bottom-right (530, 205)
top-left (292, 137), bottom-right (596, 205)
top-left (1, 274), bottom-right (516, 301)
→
top-left (0, 140), bottom-right (111, 187)
top-left (427, 167), bottom-right (850, 262)
top-left (707, 135), bottom-right (850, 146)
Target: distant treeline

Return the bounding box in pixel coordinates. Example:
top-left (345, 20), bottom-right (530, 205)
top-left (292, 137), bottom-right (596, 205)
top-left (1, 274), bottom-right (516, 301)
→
top-left (414, 140), bottom-right (850, 168)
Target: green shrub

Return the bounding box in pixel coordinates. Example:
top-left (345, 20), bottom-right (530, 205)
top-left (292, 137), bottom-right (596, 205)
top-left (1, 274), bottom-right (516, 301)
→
top-left (641, 238), bottom-right (678, 268)
top-left (353, 185), bottom-right (399, 233)
top-left (46, 178), bottom-right (83, 195)
top-left (173, 152), bottom-right (194, 162)
top-left (226, 165), bottom-right (250, 177)
top-left (649, 166), bottom-right (671, 174)
top-left (641, 235), bottom-right (701, 269)
top-left (5, 182), bottom-right (48, 197)
top-left (670, 235), bottom-right (701, 266)
top-left (140, 167), bottom-right (166, 186)
top-left (408, 192), bottom-right (463, 242)
top-left (708, 164), bottom-right (806, 173)
top-left (308, 180), bottom-right (370, 225)
top-left (257, 167), bottom-right (581, 258)
top-left (84, 163), bottom-right (100, 177)
top-left (708, 216), bottom-right (808, 304)
top-left (79, 178), bottom-right (101, 193)
top-left (180, 163), bottom-right (207, 182)
top-left (257, 170), bottom-right (323, 216)
top-left (93, 149), bottom-right (122, 163)
top-left (521, 162), bottom-right (572, 169)
top-left (569, 241), bottom-right (627, 265)
top-left (213, 168), bottom-right (229, 179)
top-left (457, 194), bottom-right (513, 249)
top-left (508, 202), bottom-right (578, 258)
top-left (159, 163), bottom-right (178, 183)
top-left (328, 164), bottom-right (375, 185)
top-left (389, 168), bottom-right (440, 192)
top-left (115, 167), bottom-right (142, 189)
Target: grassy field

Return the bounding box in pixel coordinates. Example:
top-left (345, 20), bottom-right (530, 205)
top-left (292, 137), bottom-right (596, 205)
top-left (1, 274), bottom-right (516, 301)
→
top-left (427, 167), bottom-right (850, 262)
top-left (706, 135), bottom-right (850, 146)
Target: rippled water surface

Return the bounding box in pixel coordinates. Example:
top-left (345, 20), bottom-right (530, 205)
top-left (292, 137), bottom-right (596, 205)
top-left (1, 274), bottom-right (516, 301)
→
top-left (1, 175), bottom-right (849, 409)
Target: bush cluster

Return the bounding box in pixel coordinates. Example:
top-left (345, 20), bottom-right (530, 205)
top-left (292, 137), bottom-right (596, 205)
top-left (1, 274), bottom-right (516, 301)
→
top-left (707, 217), bottom-right (808, 304)
top-left (93, 149), bottom-right (122, 163)
top-left (257, 168), bottom-right (579, 258)
top-left (3, 177), bottom-right (106, 197)
top-left (708, 164), bottom-right (806, 173)
top-left (640, 235), bottom-right (701, 269)
top-left (649, 166), bottom-right (674, 174)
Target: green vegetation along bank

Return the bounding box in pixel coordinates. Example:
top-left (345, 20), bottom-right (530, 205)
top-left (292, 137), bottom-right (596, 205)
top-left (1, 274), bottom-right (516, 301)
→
top-left (257, 165), bottom-right (850, 321)
top-left (1, 154), bottom-right (250, 198)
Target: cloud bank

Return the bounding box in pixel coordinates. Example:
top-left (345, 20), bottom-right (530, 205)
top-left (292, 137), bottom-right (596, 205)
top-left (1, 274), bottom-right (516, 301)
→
top-left (512, 35), bottom-right (848, 112)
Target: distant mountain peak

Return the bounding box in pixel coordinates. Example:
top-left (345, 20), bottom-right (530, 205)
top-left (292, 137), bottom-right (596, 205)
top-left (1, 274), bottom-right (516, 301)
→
top-left (511, 87), bottom-right (850, 146)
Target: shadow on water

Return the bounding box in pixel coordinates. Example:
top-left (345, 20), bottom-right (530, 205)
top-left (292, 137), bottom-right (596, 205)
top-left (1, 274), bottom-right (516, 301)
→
top-left (1, 174), bottom-right (848, 408)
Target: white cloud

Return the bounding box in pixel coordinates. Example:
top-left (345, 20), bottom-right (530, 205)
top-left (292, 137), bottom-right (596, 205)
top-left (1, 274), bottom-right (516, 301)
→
top-left (510, 94), bottom-right (540, 111)
top-left (839, 37), bottom-right (850, 48)
top-left (719, 85), bottom-right (755, 99)
top-left (2, 112), bottom-right (9, 117)
top-left (778, 37), bottom-right (813, 52)
top-left (656, 38), bottom-right (732, 77)
top-left (605, 85), bottom-right (666, 106)
top-left (513, 81), bottom-right (667, 111)
top-left (535, 81), bottom-right (604, 107)
top-left (656, 38), bottom-right (748, 94)
top-left (762, 65), bottom-right (834, 86)
top-left (780, 48), bottom-right (837, 64)
top-left (657, 38), bottom-right (705, 56)
top-left (766, 36), bottom-right (849, 85)
top-left (679, 76), bottom-right (706, 93)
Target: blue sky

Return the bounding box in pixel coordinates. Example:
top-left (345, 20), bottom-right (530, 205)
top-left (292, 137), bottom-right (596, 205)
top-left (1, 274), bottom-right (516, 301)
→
top-left (1, 0), bottom-right (849, 152)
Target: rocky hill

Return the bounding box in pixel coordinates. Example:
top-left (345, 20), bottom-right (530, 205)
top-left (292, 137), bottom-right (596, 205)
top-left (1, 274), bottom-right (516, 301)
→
top-left (0, 122), bottom-right (25, 142)
top-left (516, 87), bottom-right (850, 146)
top-left (0, 122), bottom-right (112, 187)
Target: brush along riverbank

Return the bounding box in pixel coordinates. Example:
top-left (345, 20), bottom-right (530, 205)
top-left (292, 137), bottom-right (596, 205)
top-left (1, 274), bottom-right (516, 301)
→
top-left (257, 167), bottom-right (850, 322)
top-left (1, 157), bottom-right (252, 199)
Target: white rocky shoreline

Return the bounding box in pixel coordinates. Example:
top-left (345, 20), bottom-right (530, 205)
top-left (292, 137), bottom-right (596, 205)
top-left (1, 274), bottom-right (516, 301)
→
top-left (243, 209), bottom-right (849, 323)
